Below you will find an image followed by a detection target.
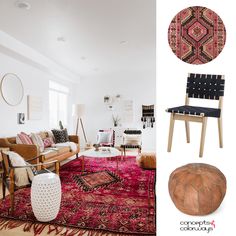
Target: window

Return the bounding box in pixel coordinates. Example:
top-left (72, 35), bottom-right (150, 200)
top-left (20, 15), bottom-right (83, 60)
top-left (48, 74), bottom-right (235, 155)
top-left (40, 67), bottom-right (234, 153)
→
top-left (49, 81), bottom-right (69, 128)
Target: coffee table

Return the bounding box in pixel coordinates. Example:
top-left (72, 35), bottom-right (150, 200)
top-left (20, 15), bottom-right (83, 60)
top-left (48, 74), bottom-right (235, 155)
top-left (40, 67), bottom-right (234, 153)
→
top-left (78, 147), bottom-right (121, 173)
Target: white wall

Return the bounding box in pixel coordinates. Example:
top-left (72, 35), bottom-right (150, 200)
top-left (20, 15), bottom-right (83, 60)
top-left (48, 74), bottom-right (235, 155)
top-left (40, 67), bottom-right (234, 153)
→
top-left (76, 70), bottom-right (156, 151)
top-left (0, 51), bottom-right (77, 137)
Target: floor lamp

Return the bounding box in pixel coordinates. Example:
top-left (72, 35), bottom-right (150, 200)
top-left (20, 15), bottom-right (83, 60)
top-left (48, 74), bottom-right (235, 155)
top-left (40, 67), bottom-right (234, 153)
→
top-left (72, 104), bottom-right (88, 143)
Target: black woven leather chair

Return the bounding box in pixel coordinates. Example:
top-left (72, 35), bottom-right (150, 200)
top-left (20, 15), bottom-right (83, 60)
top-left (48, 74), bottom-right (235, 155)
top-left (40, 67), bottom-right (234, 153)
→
top-left (166, 73), bottom-right (225, 157)
top-left (120, 130), bottom-right (142, 156)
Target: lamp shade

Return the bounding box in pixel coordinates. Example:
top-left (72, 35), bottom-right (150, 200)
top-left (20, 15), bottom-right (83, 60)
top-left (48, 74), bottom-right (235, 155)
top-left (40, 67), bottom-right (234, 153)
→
top-left (72, 104), bottom-right (85, 117)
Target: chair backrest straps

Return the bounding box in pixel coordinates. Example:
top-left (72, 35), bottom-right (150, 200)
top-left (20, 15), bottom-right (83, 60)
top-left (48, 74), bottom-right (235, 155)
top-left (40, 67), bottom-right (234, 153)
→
top-left (124, 130), bottom-right (142, 135)
top-left (186, 73), bottom-right (225, 100)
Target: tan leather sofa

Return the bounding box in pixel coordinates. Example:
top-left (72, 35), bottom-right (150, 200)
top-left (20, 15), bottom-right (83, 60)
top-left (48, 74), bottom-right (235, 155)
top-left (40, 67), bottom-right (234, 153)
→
top-left (0, 133), bottom-right (80, 164)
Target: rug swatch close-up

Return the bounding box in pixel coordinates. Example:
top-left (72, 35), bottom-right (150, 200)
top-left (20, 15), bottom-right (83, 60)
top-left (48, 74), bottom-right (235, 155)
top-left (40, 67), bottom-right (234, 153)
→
top-left (168, 6), bottom-right (226, 64)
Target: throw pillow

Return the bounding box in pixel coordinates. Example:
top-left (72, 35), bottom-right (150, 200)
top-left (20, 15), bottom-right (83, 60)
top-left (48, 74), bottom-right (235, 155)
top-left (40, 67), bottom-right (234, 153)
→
top-left (16, 135), bottom-right (23, 144)
top-left (64, 129), bottom-right (69, 141)
top-left (97, 131), bottom-right (112, 144)
top-left (47, 130), bottom-right (56, 142)
top-left (17, 132), bottom-right (33, 145)
top-left (38, 131), bottom-right (47, 140)
top-left (124, 134), bottom-right (141, 145)
top-left (6, 151), bottom-right (34, 187)
top-left (51, 129), bottom-right (69, 143)
top-left (31, 133), bottom-right (44, 152)
top-left (43, 137), bottom-right (55, 148)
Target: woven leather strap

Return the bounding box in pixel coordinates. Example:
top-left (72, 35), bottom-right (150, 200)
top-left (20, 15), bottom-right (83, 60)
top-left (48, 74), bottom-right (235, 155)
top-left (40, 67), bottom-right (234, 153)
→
top-left (186, 73), bottom-right (225, 100)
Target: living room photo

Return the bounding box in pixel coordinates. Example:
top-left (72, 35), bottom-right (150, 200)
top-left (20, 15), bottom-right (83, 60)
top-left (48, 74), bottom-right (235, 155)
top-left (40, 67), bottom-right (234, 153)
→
top-left (0, 0), bottom-right (156, 235)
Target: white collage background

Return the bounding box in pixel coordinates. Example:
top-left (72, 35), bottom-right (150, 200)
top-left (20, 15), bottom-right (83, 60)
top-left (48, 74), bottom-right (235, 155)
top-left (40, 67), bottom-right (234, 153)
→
top-left (156, 0), bottom-right (235, 235)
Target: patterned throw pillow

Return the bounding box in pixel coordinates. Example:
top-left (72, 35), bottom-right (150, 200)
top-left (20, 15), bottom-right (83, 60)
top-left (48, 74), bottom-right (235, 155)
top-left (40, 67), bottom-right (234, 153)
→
top-left (30, 133), bottom-right (44, 152)
top-left (43, 137), bottom-right (55, 148)
top-left (51, 129), bottom-right (69, 143)
top-left (16, 135), bottom-right (23, 144)
top-left (17, 132), bottom-right (33, 145)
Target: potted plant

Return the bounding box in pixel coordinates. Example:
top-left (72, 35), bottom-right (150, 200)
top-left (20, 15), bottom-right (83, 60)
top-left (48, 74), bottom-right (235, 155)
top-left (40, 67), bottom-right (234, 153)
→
top-left (112, 115), bottom-right (121, 127)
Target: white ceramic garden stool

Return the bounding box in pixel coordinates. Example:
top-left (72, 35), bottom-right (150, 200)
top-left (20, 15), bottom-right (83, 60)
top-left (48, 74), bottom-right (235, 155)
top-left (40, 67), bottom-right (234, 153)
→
top-left (31, 173), bottom-right (61, 222)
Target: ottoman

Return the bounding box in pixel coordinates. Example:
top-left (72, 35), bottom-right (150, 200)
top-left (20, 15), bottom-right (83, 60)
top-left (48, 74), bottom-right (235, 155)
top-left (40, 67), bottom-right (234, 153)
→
top-left (168, 163), bottom-right (226, 215)
top-left (136, 152), bottom-right (156, 169)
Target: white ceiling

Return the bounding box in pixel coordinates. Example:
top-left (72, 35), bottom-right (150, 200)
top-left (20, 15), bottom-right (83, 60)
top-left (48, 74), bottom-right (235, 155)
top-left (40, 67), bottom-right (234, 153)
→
top-left (0, 0), bottom-right (155, 80)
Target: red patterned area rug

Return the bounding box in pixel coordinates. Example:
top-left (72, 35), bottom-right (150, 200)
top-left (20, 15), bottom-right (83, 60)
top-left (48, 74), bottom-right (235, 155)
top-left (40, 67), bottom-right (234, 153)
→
top-left (168, 6), bottom-right (226, 64)
top-left (73, 170), bottom-right (121, 191)
top-left (0, 156), bottom-right (156, 236)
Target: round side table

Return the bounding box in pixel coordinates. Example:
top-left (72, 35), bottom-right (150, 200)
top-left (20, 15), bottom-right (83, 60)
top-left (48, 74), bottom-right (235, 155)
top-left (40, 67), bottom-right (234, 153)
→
top-left (31, 173), bottom-right (61, 222)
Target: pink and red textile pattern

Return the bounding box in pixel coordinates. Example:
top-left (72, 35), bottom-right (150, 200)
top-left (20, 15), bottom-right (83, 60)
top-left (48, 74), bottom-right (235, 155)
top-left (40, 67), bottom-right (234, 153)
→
top-left (73, 170), bottom-right (121, 191)
top-left (43, 137), bottom-right (55, 148)
top-left (168, 6), bottom-right (226, 64)
top-left (0, 156), bottom-right (156, 235)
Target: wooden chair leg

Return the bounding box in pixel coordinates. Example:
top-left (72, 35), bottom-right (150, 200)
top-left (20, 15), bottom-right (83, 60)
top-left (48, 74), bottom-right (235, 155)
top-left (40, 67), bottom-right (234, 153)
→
top-left (9, 169), bottom-right (15, 213)
top-left (55, 162), bottom-right (60, 175)
top-left (10, 193), bottom-right (14, 213)
top-left (138, 147), bottom-right (141, 154)
top-left (199, 117), bottom-right (208, 157)
top-left (81, 156), bottom-right (85, 173)
top-left (38, 156), bottom-right (45, 171)
top-left (218, 117), bottom-right (223, 148)
top-left (167, 113), bottom-right (175, 152)
top-left (9, 182), bottom-right (15, 213)
top-left (185, 121), bottom-right (190, 143)
top-left (2, 181), bottom-right (6, 199)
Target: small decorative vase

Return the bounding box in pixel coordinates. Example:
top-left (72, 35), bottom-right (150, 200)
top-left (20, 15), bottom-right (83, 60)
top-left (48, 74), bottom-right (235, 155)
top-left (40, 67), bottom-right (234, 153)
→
top-left (94, 144), bottom-right (100, 151)
top-left (31, 173), bottom-right (61, 222)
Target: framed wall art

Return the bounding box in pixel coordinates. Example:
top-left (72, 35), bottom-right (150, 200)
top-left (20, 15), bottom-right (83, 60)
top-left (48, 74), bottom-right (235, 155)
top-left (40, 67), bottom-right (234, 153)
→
top-left (27, 95), bottom-right (43, 120)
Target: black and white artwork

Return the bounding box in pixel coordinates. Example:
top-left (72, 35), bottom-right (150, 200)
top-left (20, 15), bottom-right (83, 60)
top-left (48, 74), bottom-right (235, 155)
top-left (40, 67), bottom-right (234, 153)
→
top-left (18, 113), bottom-right (25, 124)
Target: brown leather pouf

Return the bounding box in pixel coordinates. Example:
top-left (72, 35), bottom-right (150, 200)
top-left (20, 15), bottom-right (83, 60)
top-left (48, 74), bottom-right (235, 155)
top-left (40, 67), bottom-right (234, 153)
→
top-left (136, 152), bottom-right (156, 169)
top-left (168, 163), bottom-right (226, 215)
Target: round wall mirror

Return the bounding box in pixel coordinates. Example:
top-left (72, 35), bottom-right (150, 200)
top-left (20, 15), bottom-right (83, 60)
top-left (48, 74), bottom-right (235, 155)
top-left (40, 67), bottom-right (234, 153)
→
top-left (0, 73), bottom-right (24, 106)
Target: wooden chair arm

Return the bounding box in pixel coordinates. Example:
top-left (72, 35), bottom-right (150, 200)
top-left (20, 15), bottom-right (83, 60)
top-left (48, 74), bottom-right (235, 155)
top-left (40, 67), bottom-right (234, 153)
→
top-left (11, 160), bottom-right (58, 168)
top-left (68, 135), bottom-right (79, 144)
top-left (9, 168), bottom-right (15, 185)
top-left (26, 156), bottom-right (41, 163)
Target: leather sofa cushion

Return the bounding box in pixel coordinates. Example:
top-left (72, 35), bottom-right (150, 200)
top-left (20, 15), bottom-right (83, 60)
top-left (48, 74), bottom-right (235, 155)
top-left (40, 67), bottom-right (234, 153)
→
top-left (41, 149), bottom-right (57, 159)
top-left (57, 146), bottom-right (70, 154)
top-left (41, 146), bottom-right (71, 160)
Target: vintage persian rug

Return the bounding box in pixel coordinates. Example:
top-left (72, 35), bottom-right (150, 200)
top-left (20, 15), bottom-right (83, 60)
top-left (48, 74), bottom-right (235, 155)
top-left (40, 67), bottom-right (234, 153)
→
top-left (73, 170), bottom-right (121, 191)
top-left (0, 156), bottom-right (156, 236)
top-left (168, 6), bottom-right (226, 64)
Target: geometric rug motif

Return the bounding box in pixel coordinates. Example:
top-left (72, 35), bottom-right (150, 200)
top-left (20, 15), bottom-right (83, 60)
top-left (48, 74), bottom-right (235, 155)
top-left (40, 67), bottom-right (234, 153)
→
top-left (168, 6), bottom-right (226, 64)
top-left (73, 170), bottom-right (121, 191)
top-left (0, 156), bottom-right (156, 235)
